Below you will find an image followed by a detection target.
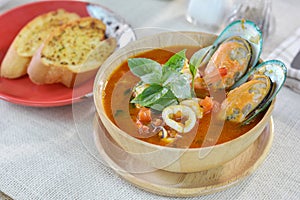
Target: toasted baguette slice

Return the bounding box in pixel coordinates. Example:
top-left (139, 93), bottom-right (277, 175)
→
top-left (27, 17), bottom-right (117, 88)
top-left (0, 9), bottom-right (80, 78)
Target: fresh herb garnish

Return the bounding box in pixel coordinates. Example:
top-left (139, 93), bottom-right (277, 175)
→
top-left (130, 84), bottom-right (177, 111)
top-left (127, 58), bottom-right (162, 84)
top-left (162, 70), bottom-right (192, 99)
top-left (164, 49), bottom-right (187, 72)
top-left (189, 45), bottom-right (212, 70)
top-left (128, 49), bottom-right (193, 111)
top-left (189, 45), bottom-right (212, 92)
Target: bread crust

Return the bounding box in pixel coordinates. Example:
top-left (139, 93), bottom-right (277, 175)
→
top-left (27, 44), bottom-right (109, 88)
top-left (27, 17), bottom-right (117, 87)
top-left (0, 9), bottom-right (80, 79)
top-left (0, 40), bottom-right (30, 78)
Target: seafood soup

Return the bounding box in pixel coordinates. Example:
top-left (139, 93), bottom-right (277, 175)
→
top-left (102, 46), bottom-right (265, 148)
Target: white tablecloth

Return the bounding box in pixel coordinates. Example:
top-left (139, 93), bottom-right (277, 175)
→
top-left (1, 0), bottom-right (300, 199)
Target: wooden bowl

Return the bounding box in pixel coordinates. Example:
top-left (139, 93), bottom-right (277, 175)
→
top-left (93, 31), bottom-right (274, 173)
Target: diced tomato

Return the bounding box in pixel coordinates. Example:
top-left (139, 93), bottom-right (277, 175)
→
top-left (200, 96), bottom-right (214, 114)
top-left (137, 107), bottom-right (152, 123)
top-left (218, 67), bottom-right (227, 77)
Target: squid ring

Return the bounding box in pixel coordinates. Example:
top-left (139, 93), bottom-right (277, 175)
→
top-left (162, 105), bottom-right (196, 133)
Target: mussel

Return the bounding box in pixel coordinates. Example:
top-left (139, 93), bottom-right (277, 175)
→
top-left (191, 19), bottom-right (263, 93)
top-left (190, 19), bottom-right (286, 124)
top-left (204, 36), bottom-right (252, 90)
top-left (221, 60), bottom-right (287, 124)
top-left (221, 74), bottom-right (271, 122)
top-left (211, 19), bottom-right (263, 71)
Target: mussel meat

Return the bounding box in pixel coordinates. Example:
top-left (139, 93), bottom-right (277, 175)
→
top-left (192, 19), bottom-right (263, 93)
top-left (220, 74), bottom-right (271, 123)
top-left (204, 36), bottom-right (252, 90)
top-left (221, 59), bottom-right (287, 124)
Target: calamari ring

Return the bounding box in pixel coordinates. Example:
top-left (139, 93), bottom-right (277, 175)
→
top-left (162, 105), bottom-right (196, 133)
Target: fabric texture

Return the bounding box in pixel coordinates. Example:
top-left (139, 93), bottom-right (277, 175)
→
top-left (1, 95), bottom-right (299, 199)
top-left (267, 27), bottom-right (300, 93)
top-left (1, 0), bottom-right (300, 199)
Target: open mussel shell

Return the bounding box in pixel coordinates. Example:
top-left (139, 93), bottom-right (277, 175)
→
top-left (192, 19), bottom-right (262, 69)
top-left (241, 60), bottom-right (287, 124)
top-left (224, 59), bottom-right (286, 125)
top-left (191, 20), bottom-right (263, 92)
top-left (204, 35), bottom-right (252, 90)
top-left (222, 74), bottom-right (271, 123)
top-left (212, 19), bottom-right (263, 70)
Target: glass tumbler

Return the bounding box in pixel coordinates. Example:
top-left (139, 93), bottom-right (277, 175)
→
top-left (186, 0), bottom-right (227, 33)
top-left (223, 0), bottom-right (273, 41)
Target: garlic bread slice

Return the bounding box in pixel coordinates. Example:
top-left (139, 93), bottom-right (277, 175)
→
top-left (28, 17), bottom-right (117, 87)
top-left (1, 9), bottom-right (80, 78)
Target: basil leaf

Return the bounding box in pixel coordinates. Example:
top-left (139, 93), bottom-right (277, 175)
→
top-left (140, 71), bottom-right (162, 84)
top-left (189, 63), bottom-right (197, 80)
top-left (131, 84), bottom-right (178, 111)
top-left (162, 70), bottom-right (192, 99)
top-left (190, 45), bottom-right (212, 69)
top-left (164, 49), bottom-right (187, 72)
top-left (129, 49), bottom-right (195, 111)
top-left (161, 69), bottom-right (178, 86)
top-left (189, 62), bottom-right (197, 96)
top-left (131, 84), bottom-right (168, 106)
top-left (150, 96), bottom-right (178, 111)
top-left (128, 58), bottom-right (162, 84)
top-left (168, 73), bottom-right (192, 99)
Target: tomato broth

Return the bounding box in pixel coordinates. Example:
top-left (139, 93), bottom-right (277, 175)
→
top-left (102, 46), bottom-right (263, 148)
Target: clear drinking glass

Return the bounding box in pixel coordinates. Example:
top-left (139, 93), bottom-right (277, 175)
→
top-left (186, 0), bottom-right (228, 33)
top-left (186, 0), bottom-right (273, 40)
top-left (223, 0), bottom-right (273, 41)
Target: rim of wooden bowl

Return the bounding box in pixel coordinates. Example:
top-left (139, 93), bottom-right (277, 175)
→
top-left (93, 31), bottom-right (274, 153)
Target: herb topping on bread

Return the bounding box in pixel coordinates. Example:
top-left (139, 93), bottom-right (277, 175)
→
top-left (27, 17), bottom-right (117, 87)
top-left (0, 9), bottom-right (80, 78)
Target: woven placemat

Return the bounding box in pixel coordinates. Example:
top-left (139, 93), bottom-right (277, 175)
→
top-left (0, 191), bottom-right (12, 200)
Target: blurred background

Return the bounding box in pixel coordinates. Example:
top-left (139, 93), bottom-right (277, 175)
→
top-left (1, 0), bottom-right (299, 59)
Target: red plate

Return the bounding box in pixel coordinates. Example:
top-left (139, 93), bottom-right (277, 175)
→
top-left (0, 0), bottom-right (135, 107)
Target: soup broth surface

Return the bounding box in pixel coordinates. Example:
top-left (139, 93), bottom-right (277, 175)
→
top-left (103, 46), bottom-right (263, 148)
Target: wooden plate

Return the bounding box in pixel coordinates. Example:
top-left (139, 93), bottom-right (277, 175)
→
top-left (93, 115), bottom-right (274, 197)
